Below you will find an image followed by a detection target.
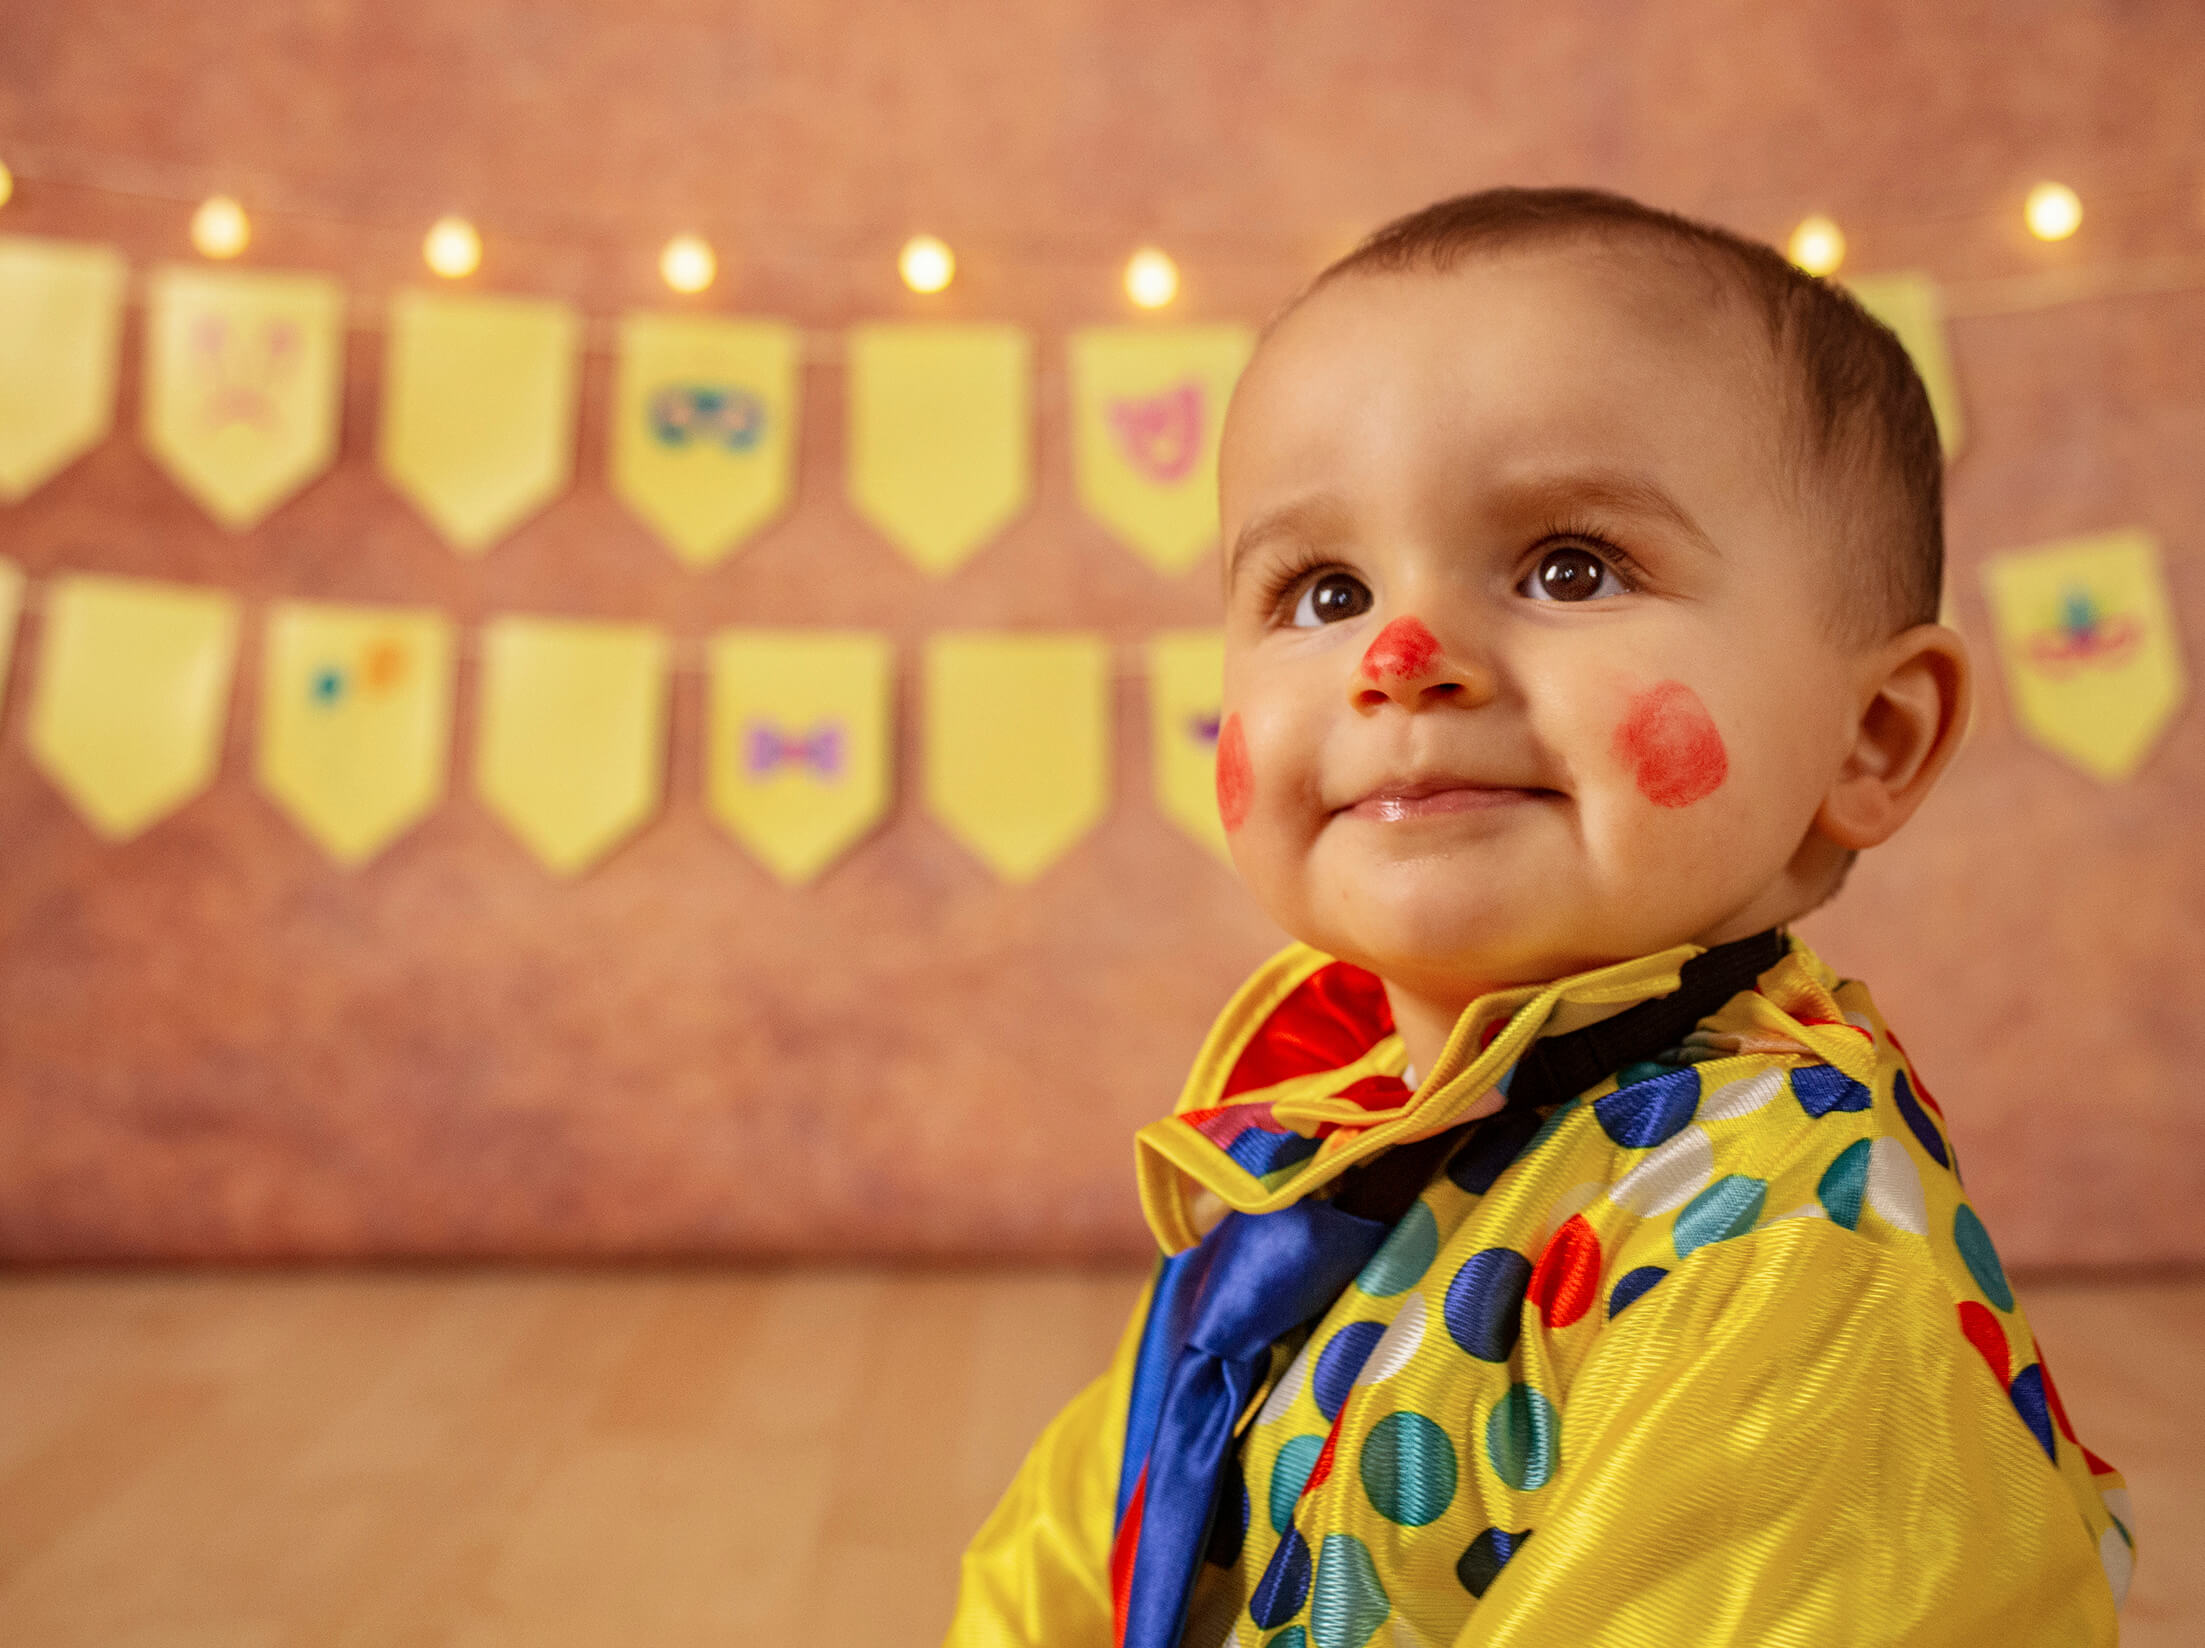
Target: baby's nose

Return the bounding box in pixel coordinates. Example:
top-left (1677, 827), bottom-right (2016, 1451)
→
top-left (1359, 616), bottom-right (1443, 683)
top-left (1340, 613), bottom-right (1481, 710)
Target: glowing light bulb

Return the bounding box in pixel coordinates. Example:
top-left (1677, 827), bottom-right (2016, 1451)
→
top-left (0, 160), bottom-right (13, 210)
top-left (660, 234), bottom-right (716, 294)
top-left (1786, 215), bottom-right (1845, 277)
top-left (1124, 246), bottom-right (1179, 309)
top-left (191, 195), bottom-right (250, 259)
top-left (423, 216), bottom-right (482, 278)
top-left (2025, 182), bottom-right (2082, 242)
top-left (899, 234), bottom-right (954, 294)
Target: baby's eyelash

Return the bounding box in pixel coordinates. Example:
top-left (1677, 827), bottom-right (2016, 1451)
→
top-left (1255, 548), bottom-right (1348, 617)
top-left (1531, 519), bottom-right (1648, 587)
top-left (1249, 523), bottom-right (1644, 616)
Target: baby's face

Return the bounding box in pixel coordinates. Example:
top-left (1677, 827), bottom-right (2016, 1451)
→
top-left (1217, 244), bottom-right (1872, 1007)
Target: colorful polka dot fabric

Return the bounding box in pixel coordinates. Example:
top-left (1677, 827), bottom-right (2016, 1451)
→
top-left (947, 937), bottom-right (2132, 1648)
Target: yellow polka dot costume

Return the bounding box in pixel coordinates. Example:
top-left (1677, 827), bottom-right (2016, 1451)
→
top-left (946, 935), bottom-right (2132, 1647)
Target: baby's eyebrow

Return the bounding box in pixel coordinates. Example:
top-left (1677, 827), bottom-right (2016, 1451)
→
top-left (1226, 494), bottom-right (1353, 586)
top-left (1497, 469), bottom-right (1720, 558)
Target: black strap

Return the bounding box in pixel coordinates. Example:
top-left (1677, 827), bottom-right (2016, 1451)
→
top-left (1503, 926), bottom-right (1788, 1114)
top-left (1330, 928), bottom-right (1786, 1223)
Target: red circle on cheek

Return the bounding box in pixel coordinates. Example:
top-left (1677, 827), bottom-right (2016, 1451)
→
top-left (1614, 681), bottom-right (1728, 808)
top-left (1215, 713), bottom-right (1253, 832)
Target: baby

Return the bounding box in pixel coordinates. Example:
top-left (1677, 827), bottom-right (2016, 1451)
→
top-left (946, 188), bottom-right (2131, 1647)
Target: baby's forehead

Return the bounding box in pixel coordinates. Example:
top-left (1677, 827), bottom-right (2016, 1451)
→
top-left (1231, 239), bottom-right (1795, 497)
top-left (1267, 234), bottom-right (1778, 393)
top-left (1222, 239), bottom-right (1841, 607)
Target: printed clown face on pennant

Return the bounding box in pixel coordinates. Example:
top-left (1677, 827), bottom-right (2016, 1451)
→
top-left (1215, 244), bottom-right (1905, 1031)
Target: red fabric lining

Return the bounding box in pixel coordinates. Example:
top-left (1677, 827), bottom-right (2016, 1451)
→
top-left (1329, 1074), bottom-right (1411, 1113)
top-left (1109, 1466), bottom-right (1146, 1645)
top-left (1221, 963), bottom-right (1395, 1098)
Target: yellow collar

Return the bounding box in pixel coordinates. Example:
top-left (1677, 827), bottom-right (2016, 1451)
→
top-left (1134, 941), bottom-right (1714, 1253)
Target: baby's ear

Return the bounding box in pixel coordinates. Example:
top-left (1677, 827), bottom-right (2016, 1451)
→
top-left (1814, 623), bottom-right (1971, 850)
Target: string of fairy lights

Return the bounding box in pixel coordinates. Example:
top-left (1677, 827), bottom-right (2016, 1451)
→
top-left (0, 150), bottom-right (2099, 300)
top-left (0, 154), bottom-right (1189, 306)
top-left (1784, 182), bottom-right (2086, 276)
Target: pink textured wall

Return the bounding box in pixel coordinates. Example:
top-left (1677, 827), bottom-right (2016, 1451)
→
top-left (0, 1), bottom-right (2199, 1266)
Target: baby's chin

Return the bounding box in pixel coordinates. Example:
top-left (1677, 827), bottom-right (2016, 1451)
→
top-left (1289, 889), bottom-right (1593, 997)
top-left (1277, 868), bottom-right (1703, 1002)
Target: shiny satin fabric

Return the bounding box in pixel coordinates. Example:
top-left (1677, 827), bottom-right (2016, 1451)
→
top-left (945, 938), bottom-right (2131, 1647)
top-left (1115, 1200), bottom-right (1392, 1648)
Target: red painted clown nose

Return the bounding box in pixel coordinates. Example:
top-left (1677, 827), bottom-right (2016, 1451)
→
top-left (1360, 616), bottom-right (1442, 681)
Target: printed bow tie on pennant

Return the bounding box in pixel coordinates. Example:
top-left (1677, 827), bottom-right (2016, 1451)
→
top-left (743, 719), bottom-right (844, 779)
top-left (1110, 1198), bottom-right (1391, 1648)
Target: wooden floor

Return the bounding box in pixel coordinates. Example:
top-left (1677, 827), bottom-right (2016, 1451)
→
top-left (0, 1268), bottom-right (2194, 1646)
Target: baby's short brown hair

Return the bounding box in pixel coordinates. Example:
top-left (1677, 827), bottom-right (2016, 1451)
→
top-left (1309, 187), bottom-right (1944, 645)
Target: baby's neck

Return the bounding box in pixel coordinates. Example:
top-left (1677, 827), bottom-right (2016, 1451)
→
top-left (1382, 924), bottom-right (1793, 1088)
top-left (1383, 982), bottom-right (1484, 1092)
top-left (1379, 946), bottom-right (1659, 1086)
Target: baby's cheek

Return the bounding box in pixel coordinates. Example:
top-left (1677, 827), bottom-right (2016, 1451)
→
top-left (1214, 713), bottom-right (1253, 832)
top-left (1613, 681), bottom-right (1728, 808)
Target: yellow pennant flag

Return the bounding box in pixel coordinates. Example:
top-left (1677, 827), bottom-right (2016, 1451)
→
top-left (256, 600), bottom-right (455, 866)
top-left (0, 235), bottom-right (126, 501)
top-left (706, 629), bottom-right (893, 884)
top-left (1846, 273), bottom-right (1964, 457)
top-left (379, 290), bottom-right (580, 555)
top-left (1070, 325), bottom-right (1253, 573)
top-left (1982, 529), bottom-right (2186, 782)
top-left (612, 314), bottom-right (800, 567)
top-left (1147, 628), bottom-right (1229, 861)
top-left (475, 615), bottom-right (669, 874)
top-left (28, 573), bottom-right (239, 840)
top-left (142, 265), bottom-right (345, 529)
top-left (924, 633), bottom-right (1109, 882)
top-left (847, 324), bottom-right (1032, 575)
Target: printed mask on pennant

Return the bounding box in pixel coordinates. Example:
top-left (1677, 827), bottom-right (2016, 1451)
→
top-left (0, 235), bottom-right (127, 502)
top-left (379, 290), bottom-right (581, 555)
top-left (1844, 273), bottom-right (1963, 457)
top-left (846, 323), bottom-right (1033, 576)
top-left (706, 629), bottom-right (894, 885)
top-left (27, 574), bottom-right (240, 841)
top-left (1147, 628), bottom-right (1229, 862)
top-left (474, 615), bottom-right (669, 875)
top-left (256, 600), bottom-right (455, 866)
top-left (923, 632), bottom-right (1110, 883)
top-left (1070, 325), bottom-right (1253, 574)
top-left (1982, 528), bottom-right (2186, 782)
top-left (142, 265), bottom-right (345, 529)
top-left (612, 314), bottom-right (800, 568)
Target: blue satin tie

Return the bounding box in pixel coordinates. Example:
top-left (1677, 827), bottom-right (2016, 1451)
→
top-left (1116, 1197), bottom-right (1391, 1648)
top-left (1110, 928), bottom-right (1791, 1648)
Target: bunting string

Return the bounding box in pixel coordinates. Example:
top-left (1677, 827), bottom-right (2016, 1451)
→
top-left (0, 191), bottom-right (2193, 880)
top-left (0, 529), bottom-right (2186, 884)
top-left (0, 563), bottom-right (1230, 881)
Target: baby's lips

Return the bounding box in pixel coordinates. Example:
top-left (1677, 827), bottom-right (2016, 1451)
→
top-left (1337, 782), bottom-right (1560, 822)
top-left (1333, 771), bottom-right (1560, 812)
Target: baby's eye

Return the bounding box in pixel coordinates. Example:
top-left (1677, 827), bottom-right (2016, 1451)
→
top-left (1289, 571), bottom-right (1374, 628)
top-left (1521, 545), bottom-right (1629, 603)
